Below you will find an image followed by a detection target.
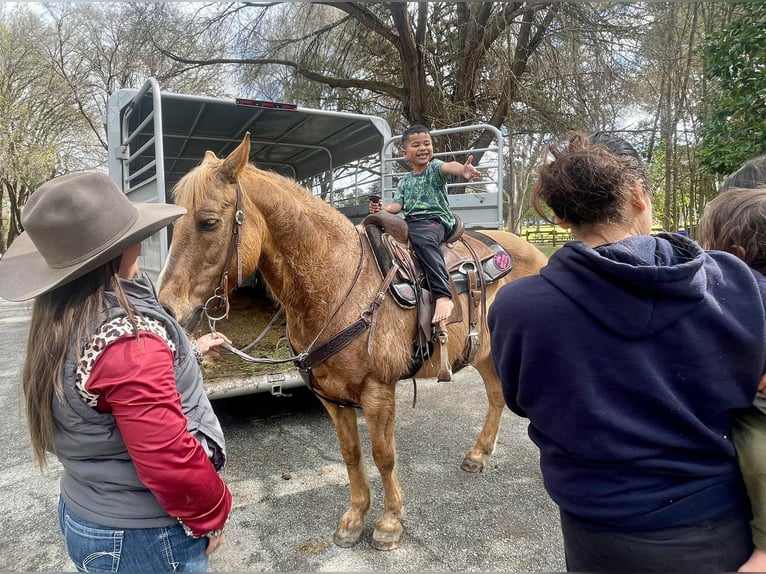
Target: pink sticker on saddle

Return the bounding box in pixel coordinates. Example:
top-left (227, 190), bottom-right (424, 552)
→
top-left (493, 252), bottom-right (511, 271)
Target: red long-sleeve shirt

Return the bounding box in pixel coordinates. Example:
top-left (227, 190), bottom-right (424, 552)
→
top-left (85, 332), bottom-right (232, 536)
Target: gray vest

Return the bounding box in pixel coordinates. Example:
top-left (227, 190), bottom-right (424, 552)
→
top-left (52, 274), bottom-right (227, 528)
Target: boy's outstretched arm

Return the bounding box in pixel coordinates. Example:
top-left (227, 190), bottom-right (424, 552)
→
top-left (440, 155), bottom-right (482, 181)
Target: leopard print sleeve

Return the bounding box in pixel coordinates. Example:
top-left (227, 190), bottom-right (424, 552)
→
top-left (75, 316), bottom-right (177, 407)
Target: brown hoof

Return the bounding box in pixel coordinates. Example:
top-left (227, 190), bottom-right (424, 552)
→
top-left (371, 526), bottom-right (402, 551)
top-left (333, 527), bottom-right (363, 548)
top-left (460, 456), bottom-right (485, 473)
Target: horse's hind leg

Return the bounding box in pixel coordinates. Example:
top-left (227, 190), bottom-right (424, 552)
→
top-left (321, 400), bottom-right (371, 548)
top-left (361, 383), bottom-right (403, 551)
top-left (461, 356), bottom-right (505, 473)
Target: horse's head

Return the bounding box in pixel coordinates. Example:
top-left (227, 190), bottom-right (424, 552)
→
top-left (158, 133), bottom-right (264, 329)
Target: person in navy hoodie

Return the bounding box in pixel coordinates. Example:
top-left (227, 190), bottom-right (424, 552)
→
top-left (488, 132), bottom-right (766, 572)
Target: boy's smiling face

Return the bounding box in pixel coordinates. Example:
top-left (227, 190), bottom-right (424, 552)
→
top-left (402, 131), bottom-right (433, 172)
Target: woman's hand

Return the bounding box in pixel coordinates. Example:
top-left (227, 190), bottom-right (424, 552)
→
top-left (206, 532), bottom-right (225, 555)
top-left (196, 332), bottom-right (232, 358)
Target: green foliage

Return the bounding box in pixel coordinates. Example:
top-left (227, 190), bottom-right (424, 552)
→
top-left (536, 244), bottom-right (559, 258)
top-left (698, 3), bottom-right (766, 175)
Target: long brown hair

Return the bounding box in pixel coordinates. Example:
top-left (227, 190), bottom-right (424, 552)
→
top-left (22, 257), bottom-right (138, 469)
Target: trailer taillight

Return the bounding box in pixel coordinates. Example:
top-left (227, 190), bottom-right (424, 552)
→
top-left (236, 98), bottom-right (297, 110)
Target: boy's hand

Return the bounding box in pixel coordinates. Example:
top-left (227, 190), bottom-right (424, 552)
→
top-left (369, 201), bottom-right (382, 214)
top-left (462, 155), bottom-right (481, 181)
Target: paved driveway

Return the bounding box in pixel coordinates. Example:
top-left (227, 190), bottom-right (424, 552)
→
top-left (0, 297), bottom-right (565, 572)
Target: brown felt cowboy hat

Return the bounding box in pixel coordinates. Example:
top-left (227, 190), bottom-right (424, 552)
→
top-left (0, 172), bottom-right (186, 301)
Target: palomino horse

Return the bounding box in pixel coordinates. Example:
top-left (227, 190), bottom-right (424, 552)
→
top-left (159, 134), bottom-right (547, 550)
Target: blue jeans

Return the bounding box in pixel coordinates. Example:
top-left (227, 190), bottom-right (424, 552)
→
top-left (58, 498), bottom-right (209, 572)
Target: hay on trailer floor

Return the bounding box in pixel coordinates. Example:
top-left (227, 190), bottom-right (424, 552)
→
top-left (193, 287), bottom-right (293, 379)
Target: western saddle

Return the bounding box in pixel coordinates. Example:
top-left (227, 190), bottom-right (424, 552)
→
top-left (360, 211), bottom-right (515, 382)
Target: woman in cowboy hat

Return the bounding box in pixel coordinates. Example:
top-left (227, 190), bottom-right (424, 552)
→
top-left (0, 172), bottom-right (233, 572)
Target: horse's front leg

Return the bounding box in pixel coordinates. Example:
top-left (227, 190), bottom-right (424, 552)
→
top-left (321, 399), bottom-right (370, 548)
top-left (361, 383), bottom-right (403, 551)
top-left (461, 355), bottom-right (505, 473)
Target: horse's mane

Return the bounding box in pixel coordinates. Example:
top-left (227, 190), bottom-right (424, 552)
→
top-left (171, 159), bottom-right (221, 211)
top-left (172, 158), bottom-right (353, 233)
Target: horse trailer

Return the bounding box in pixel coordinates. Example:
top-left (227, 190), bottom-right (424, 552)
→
top-left (106, 77), bottom-right (506, 398)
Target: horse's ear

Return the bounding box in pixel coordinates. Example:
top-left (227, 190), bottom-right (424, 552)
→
top-left (219, 132), bottom-right (251, 183)
top-left (202, 150), bottom-right (218, 164)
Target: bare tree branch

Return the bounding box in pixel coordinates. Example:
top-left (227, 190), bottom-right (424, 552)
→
top-left (156, 50), bottom-right (407, 99)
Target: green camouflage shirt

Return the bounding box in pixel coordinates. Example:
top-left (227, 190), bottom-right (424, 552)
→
top-left (393, 159), bottom-right (455, 230)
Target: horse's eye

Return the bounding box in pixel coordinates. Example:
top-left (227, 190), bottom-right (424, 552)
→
top-left (197, 218), bottom-right (219, 231)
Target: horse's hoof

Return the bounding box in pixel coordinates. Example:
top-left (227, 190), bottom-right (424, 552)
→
top-left (333, 527), bottom-right (363, 548)
top-left (371, 526), bottom-right (402, 551)
top-left (460, 457), bottom-right (485, 473)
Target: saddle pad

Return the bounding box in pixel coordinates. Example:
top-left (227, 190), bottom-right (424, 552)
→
top-left (446, 229), bottom-right (515, 284)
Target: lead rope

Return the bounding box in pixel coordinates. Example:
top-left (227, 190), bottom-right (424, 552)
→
top-left (206, 227), bottom-right (369, 365)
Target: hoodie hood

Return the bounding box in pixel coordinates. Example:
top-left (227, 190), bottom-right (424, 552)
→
top-left (541, 233), bottom-right (712, 338)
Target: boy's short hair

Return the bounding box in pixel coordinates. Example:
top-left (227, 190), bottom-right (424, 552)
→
top-left (401, 124), bottom-right (431, 146)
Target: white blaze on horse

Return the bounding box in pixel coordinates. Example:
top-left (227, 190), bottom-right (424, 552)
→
top-left (158, 133), bottom-right (547, 550)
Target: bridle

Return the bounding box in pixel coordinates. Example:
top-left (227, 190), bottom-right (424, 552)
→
top-left (183, 181), bottom-right (245, 332)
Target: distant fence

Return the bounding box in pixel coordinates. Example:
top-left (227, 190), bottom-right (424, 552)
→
top-left (521, 226), bottom-right (686, 245)
top-left (521, 228), bottom-right (573, 245)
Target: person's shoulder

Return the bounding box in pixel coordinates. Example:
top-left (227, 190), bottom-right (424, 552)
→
top-left (705, 248), bottom-right (758, 278)
top-left (429, 158), bottom-right (445, 172)
top-left (493, 273), bottom-right (550, 309)
top-left (705, 249), bottom-right (766, 297)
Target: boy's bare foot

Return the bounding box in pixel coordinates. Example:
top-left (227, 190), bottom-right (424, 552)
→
top-left (432, 297), bottom-right (454, 324)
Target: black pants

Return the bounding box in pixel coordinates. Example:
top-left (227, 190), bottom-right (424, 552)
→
top-left (407, 217), bottom-right (451, 300)
top-left (560, 508), bottom-right (753, 572)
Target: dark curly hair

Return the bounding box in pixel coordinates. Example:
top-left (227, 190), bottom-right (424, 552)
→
top-left (531, 132), bottom-right (650, 226)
